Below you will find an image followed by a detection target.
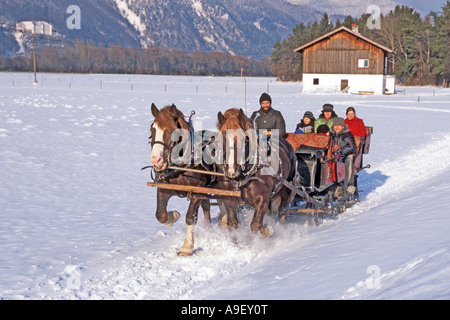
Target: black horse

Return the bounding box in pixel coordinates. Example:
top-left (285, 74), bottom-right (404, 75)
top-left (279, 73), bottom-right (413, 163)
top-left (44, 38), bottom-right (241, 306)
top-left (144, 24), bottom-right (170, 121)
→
top-left (216, 108), bottom-right (297, 237)
top-left (150, 103), bottom-right (212, 256)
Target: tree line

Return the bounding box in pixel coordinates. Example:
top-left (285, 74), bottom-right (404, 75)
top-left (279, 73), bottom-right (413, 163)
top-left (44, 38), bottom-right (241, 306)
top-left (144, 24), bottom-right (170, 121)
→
top-left (0, 40), bottom-right (272, 77)
top-left (271, 3), bottom-right (450, 86)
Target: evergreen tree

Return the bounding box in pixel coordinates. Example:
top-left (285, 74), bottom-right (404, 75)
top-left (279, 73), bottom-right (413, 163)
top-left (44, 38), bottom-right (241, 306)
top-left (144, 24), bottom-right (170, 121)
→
top-left (429, 0), bottom-right (450, 86)
top-left (271, 14), bottom-right (335, 81)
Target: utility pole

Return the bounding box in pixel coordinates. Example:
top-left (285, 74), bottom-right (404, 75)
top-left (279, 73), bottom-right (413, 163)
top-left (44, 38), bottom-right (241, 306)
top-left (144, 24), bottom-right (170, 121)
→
top-left (32, 24), bottom-right (37, 84)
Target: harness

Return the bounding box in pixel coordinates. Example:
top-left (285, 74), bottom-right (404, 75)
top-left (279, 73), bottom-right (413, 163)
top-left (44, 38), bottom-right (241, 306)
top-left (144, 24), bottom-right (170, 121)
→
top-left (147, 110), bottom-right (295, 200)
top-left (149, 110), bottom-right (214, 183)
top-left (222, 132), bottom-right (293, 200)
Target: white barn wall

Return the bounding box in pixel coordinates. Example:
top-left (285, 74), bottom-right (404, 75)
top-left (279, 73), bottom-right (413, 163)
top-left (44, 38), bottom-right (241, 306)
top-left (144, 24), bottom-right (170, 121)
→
top-left (302, 73), bottom-right (393, 95)
top-left (384, 75), bottom-right (396, 94)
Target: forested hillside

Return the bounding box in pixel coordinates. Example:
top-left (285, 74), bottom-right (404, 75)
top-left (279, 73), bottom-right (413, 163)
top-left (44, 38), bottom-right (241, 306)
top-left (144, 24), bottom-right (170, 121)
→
top-left (0, 41), bottom-right (272, 76)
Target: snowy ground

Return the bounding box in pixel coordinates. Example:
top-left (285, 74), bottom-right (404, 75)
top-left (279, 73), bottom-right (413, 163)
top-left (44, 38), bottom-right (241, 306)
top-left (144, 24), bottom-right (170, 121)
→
top-left (0, 72), bottom-right (449, 300)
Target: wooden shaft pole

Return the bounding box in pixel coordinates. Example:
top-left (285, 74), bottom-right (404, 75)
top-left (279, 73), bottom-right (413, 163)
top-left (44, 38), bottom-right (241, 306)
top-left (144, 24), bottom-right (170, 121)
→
top-left (147, 182), bottom-right (241, 197)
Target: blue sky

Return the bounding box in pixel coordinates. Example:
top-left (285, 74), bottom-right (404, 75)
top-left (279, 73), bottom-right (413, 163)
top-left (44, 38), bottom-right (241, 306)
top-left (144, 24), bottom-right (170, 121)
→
top-left (395, 0), bottom-right (447, 14)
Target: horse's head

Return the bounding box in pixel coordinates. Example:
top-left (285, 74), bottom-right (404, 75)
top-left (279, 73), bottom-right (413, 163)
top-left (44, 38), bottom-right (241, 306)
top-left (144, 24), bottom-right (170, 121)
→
top-left (217, 108), bottom-right (255, 178)
top-left (150, 103), bottom-right (190, 171)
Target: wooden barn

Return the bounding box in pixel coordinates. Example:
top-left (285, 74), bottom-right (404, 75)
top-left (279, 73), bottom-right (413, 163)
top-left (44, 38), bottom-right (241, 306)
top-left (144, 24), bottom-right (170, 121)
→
top-left (294, 25), bottom-right (396, 94)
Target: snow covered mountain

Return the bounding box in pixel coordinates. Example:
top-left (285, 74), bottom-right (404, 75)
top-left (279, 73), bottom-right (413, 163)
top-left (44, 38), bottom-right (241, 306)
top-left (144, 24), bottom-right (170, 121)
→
top-left (0, 0), bottom-right (142, 57)
top-left (116, 0), bottom-right (324, 58)
top-left (286, 0), bottom-right (402, 17)
top-left (1, 0), bottom-right (406, 59)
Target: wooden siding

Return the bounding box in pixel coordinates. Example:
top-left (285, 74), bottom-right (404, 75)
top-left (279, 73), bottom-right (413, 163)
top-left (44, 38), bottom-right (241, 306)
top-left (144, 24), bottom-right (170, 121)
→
top-left (302, 31), bottom-right (386, 75)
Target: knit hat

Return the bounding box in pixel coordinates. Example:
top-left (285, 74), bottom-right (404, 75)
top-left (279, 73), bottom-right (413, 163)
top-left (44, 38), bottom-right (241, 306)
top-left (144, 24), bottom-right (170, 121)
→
top-left (316, 124), bottom-right (329, 134)
top-left (333, 117), bottom-right (345, 127)
top-left (259, 93), bottom-right (272, 104)
top-left (322, 103), bottom-right (334, 112)
top-left (303, 111), bottom-right (315, 121)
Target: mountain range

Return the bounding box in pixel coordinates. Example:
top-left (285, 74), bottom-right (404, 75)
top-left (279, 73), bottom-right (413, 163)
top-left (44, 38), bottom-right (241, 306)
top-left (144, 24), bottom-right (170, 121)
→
top-left (0, 0), bottom-right (405, 60)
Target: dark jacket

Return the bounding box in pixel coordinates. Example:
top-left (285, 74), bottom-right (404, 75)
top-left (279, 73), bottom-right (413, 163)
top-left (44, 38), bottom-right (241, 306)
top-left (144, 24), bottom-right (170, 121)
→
top-left (296, 111), bottom-right (315, 133)
top-left (330, 126), bottom-right (357, 158)
top-left (251, 107), bottom-right (287, 138)
top-left (295, 120), bottom-right (315, 133)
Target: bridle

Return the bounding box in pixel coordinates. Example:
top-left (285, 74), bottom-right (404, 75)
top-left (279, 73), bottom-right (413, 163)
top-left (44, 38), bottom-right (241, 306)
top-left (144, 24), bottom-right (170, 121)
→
top-left (150, 122), bottom-right (173, 166)
top-left (149, 112), bottom-right (194, 175)
top-left (219, 116), bottom-right (257, 180)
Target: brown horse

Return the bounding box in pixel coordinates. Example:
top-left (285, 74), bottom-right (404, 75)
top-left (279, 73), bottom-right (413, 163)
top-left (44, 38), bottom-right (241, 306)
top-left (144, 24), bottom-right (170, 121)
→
top-left (150, 103), bottom-right (211, 256)
top-left (217, 108), bottom-right (297, 236)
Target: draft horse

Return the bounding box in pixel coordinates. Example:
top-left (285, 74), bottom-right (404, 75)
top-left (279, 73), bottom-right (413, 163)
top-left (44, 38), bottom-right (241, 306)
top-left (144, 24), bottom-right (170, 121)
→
top-left (217, 108), bottom-right (297, 237)
top-left (150, 103), bottom-right (211, 256)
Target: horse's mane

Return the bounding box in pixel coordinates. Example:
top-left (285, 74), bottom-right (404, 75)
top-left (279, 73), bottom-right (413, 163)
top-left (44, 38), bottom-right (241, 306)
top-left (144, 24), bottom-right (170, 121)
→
top-left (154, 105), bottom-right (190, 131)
top-left (218, 108), bottom-right (253, 132)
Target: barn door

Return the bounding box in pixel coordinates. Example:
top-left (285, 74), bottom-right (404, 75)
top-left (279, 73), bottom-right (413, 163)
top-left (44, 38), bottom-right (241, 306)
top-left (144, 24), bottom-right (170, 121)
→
top-left (340, 79), bottom-right (349, 91)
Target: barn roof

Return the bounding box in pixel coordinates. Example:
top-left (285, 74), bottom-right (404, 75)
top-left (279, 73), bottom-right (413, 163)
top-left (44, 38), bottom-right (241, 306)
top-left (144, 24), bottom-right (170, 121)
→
top-left (293, 26), bottom-right (395, 54)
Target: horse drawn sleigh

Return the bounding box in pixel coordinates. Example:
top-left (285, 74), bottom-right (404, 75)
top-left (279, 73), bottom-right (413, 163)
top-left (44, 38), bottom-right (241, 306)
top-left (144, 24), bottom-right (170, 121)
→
top-left (144, 103), bottom-right (372, 255)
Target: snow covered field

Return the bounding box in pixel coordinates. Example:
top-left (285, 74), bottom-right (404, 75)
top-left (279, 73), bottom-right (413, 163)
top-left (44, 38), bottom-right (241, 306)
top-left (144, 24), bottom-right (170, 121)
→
top-left (0, 72), bottom-right (449, 300)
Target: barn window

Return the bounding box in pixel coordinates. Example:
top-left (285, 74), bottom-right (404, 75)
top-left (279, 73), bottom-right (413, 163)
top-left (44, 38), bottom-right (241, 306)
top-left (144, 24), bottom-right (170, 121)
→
top-left (358, 59), bottom-right (369, 68)
top-left (313, 78), bottom-right (319, 85)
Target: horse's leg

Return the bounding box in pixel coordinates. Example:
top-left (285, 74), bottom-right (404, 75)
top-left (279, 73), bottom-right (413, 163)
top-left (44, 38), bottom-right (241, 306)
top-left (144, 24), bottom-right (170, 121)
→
top-left (247, 193), bottom-right (273, 238)
top-left (278, 188), bottom-right (295, 224)
top-left (178, 224), bottom-right (195, 257)
top-left (178, 197), bottom-right (202, 256)
top-left (217, 199), bottom-right (228, 229)
top-left (216, 197), bottom-right (239, 231)
top-left (200, 199), bottom-right (211, 224)
top-left (270, 194), bottom-right (282, 218)
top-left (155, 189), bottom-right (180, 226)
top-left (213, 178), bottom-right (235, 228)
top-left (224, 197), bottom-right (239, 231)
top-left (251, 205), bottom-right (273, 238)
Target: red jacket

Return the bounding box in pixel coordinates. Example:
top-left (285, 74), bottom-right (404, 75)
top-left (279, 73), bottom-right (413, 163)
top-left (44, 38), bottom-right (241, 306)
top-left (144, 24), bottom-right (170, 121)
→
top-left (345, 117), bottom-right (366, 137)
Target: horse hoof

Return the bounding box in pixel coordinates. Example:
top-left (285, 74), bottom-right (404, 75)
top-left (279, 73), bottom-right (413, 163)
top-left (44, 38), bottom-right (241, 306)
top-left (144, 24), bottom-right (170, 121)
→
top-left (218, 213), bottom-right (228, 229)
top-left (177, 250), bottom-right (193, 257)
top-left (165, 211), bottom-right (180, 227)
top-left (260, 225), bottom-right (274, 238)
